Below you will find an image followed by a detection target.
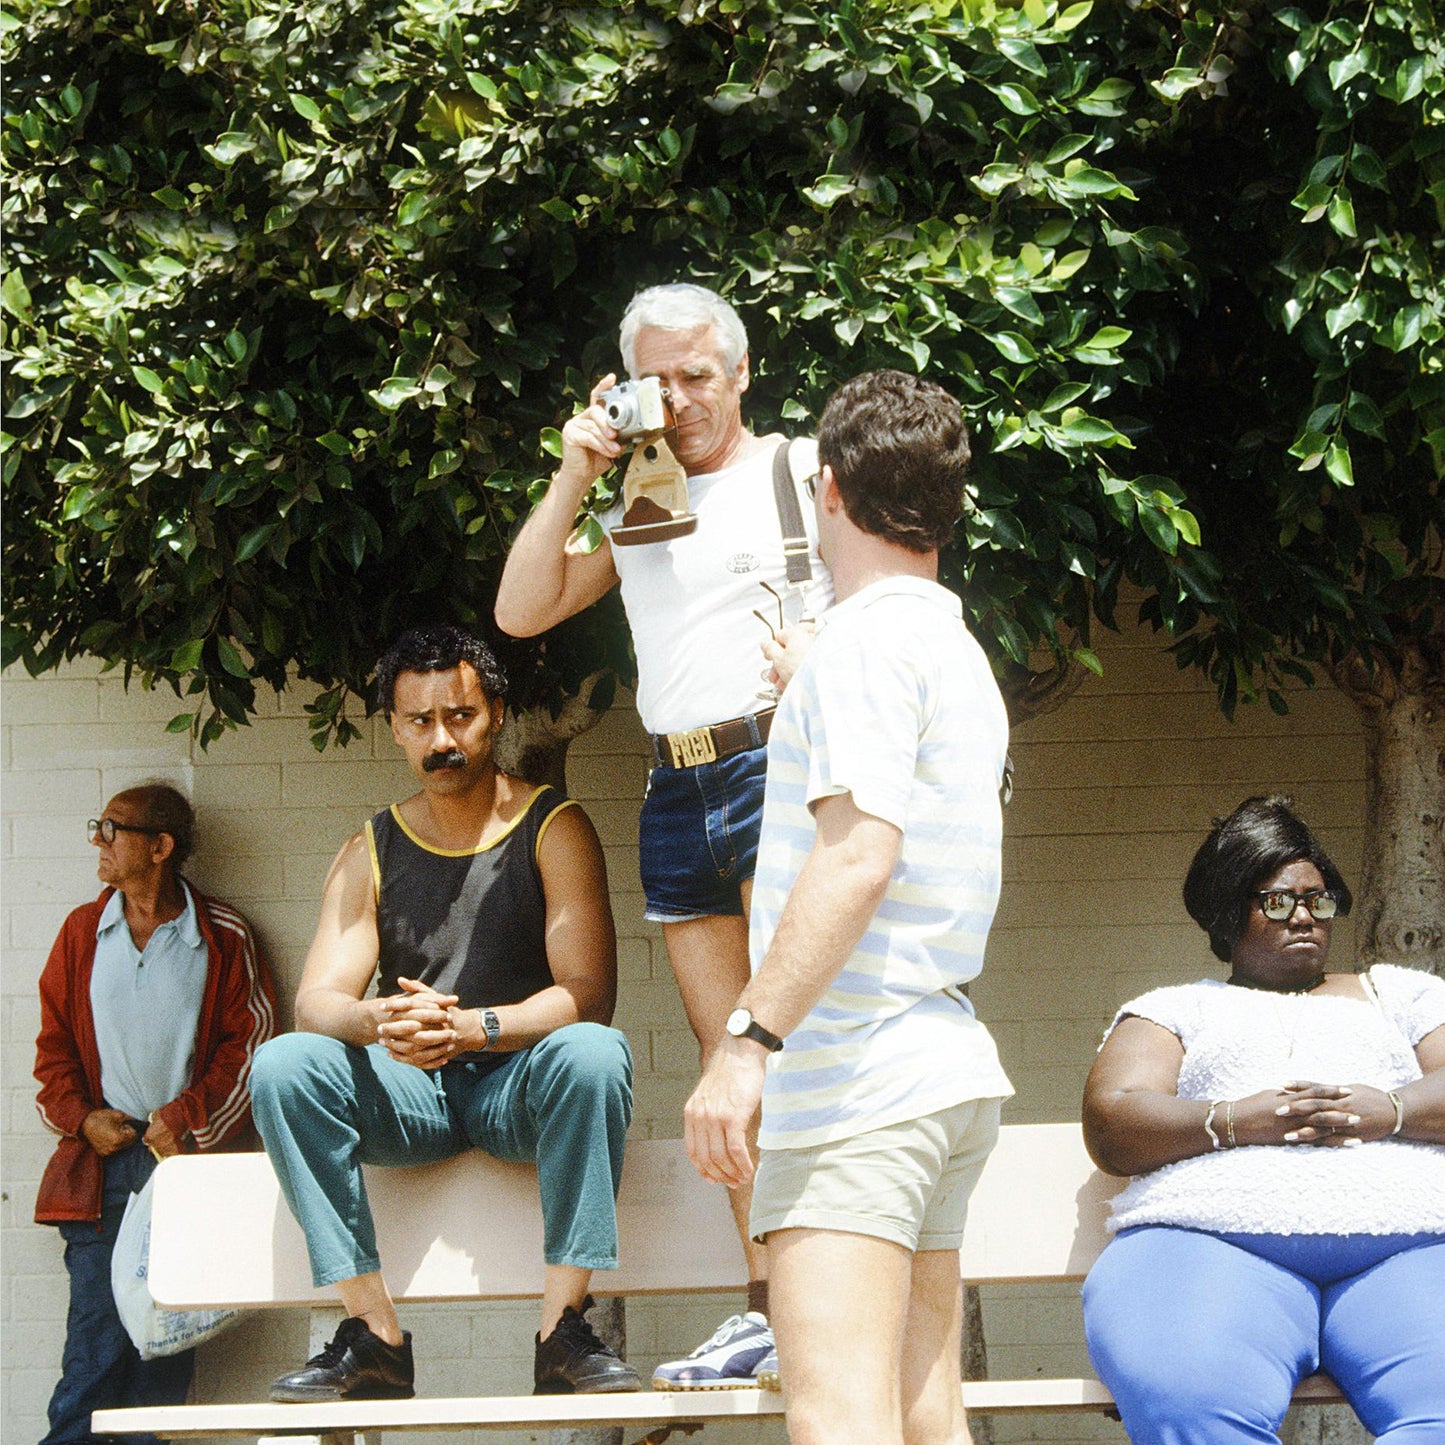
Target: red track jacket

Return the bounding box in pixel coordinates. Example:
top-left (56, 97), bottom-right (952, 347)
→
top-left (34, 883), bottom-right (278, 1224)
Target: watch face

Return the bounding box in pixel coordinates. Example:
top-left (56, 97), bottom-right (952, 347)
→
top-left (726, 1008), bottom-right (750, 1037)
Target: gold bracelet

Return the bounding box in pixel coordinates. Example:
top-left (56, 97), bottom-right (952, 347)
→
top-left (1204, 1099), bottom-right (1224, 1151)
top-left (1225, 1098), bottom-right (1238, 1149)
top-left (1388, 1090), bottom-right (1405, 1136)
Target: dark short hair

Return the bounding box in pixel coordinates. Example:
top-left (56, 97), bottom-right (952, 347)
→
top-left (1182, 795), bottom-right (1353, 963)
top-left (117, 783), bottom-right (196, 869)
top-left (816, 370), bottom-right (972, 552)
top-left (374, 627), bottom-right (508, 716)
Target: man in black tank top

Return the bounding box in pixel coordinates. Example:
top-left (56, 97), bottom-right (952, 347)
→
top-left (250, 628), bottom-right (640, 1401)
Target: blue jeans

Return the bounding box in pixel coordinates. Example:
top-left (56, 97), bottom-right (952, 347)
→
top-left (1082, 1225), bottom-right (1445, 1443)
top-left (638, 744), bottom-right (767, 922)
top-left (42, 1143), bottom-right (195, 1445)
top-left (250, 1025), bottom-right (633, 1286)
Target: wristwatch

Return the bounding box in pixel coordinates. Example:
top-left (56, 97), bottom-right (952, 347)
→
top-left (725, 1007), bottom-right (784, 1053)
top-left (479, 1008), bottom-right (501, 1051)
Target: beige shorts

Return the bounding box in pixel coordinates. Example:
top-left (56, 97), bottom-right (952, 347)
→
top-left (749, 1095), bottom-right (1003, 1253)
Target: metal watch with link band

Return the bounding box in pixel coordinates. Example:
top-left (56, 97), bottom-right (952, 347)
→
top-left (478, 1008), bottom-right (501, 1051)
top-left (725, 1007), bottom-right (784, 1053)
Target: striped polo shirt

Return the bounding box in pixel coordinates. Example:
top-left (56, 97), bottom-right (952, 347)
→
top-left (751, 575), bottom-right (1015, 1151)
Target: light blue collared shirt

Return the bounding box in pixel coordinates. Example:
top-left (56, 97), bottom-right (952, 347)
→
top-left (90, 882), bottom-right (208, 1123)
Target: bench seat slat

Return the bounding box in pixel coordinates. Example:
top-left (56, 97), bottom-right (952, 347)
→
top-left (91, 1374), bottom-right (1345, 1437)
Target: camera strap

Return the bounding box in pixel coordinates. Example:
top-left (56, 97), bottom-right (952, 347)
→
top-left (771, 440), bottom-right (813, 587)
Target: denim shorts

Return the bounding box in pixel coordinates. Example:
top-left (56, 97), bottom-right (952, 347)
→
top-left (638, 743), bottom-right (767, 923)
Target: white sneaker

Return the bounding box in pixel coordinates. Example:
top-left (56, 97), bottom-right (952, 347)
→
top-left (651, 1312), bottom-right (774, 1390)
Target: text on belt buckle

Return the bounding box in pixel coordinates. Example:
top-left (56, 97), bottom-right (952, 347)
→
top-left (668, 726), bottom-right (718, 769)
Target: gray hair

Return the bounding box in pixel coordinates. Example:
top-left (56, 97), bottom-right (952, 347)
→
top-left (618, 284), bottom-right (749, 376)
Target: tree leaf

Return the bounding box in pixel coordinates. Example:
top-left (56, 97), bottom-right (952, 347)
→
top-left (216, 636), bottom-right (250, 677)
top-left (1324, 442), bottom-right (1354, 487)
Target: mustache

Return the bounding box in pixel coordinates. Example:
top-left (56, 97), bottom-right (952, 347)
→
top-left (422, 749), bottom-right (468, 773)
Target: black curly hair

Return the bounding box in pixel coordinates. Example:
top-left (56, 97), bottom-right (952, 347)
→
top-left (374, 627), bottom-right (508, 717)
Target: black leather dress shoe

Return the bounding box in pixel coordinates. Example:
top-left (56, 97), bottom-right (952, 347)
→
top-left (269, 1316), bottom-right (415, 1402)
top-left (534, 1299), bottom-right (642, 1394)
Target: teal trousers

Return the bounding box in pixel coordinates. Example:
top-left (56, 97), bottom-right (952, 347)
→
top-left (251, 1025), bottom-right (633, 1286)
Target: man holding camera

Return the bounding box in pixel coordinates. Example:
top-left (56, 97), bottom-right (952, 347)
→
top-left (495, 283), bottom-right (832, 1387)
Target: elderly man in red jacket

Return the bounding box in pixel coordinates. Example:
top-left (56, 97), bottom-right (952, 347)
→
top-left (33, 783), bottom-right (277, 1445)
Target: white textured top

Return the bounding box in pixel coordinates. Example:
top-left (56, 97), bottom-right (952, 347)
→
top-left (752, 577), bottom-right (1014, 1150)
top-left (1105, 965), bottom-right (1445, 1236)
top-left (598, 437), bottom-right (833, 735)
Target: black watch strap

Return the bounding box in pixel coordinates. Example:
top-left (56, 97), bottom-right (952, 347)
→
top-left (728, 1007), bottom-right (784, 1053)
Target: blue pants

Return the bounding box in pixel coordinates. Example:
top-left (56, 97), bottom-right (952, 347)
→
top-left (250, 1025), bottom-right (633, 1286)
top-left (42, 1143), bottom-right (195, 1445)
top-left (1082, 1226), bottom-right (1445, 1443)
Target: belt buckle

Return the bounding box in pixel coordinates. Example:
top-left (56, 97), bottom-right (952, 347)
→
top-left (668, 726), bottom-right (718, 769)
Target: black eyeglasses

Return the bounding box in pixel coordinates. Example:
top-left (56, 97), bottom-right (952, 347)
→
top-left (802, 471), bottom-right (819, 499)
top-left (88, 818), bottom-right (160, 844)
top-left (1254, 888), bottom-right (1340, 922)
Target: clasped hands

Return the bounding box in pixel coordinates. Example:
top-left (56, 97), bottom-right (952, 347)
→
top-left (1232, 1080), bottom-right (1400, 1147)
top-left (377, 977), bottom-right (472, 1070)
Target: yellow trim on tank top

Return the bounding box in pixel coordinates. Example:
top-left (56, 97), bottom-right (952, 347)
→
top-left (533, 797), bottom-right (581, 864)
top-left (386, 786), bottom-right (565, 858)
top-left (364, 817), bottom-right (383, 903)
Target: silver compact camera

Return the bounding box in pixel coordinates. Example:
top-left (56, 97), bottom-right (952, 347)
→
top-left (600, 375), bottom-right (668, 439)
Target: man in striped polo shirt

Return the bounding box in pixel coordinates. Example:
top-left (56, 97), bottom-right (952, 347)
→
top-left (685, 371), bottom-right (1014, 1445)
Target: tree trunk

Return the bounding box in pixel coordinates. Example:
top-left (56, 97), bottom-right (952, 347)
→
top-left (960, 1284), bottom-right (994, 1445)
top-left (495, 671), bottom-right (611, 789)
top-left (1331, 639), bottom-right (1445, 979)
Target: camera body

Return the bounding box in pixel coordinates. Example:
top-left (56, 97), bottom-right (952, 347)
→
top-left (600, 376), bottom-right (668, 439)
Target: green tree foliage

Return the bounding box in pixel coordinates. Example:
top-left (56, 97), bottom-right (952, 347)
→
top-left (1132, 3), bottom-right (1444, 715)
top-left (3, 0), bottom-right (1440, 745)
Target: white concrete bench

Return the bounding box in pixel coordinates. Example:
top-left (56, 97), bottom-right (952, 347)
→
top-left (92, 1122), bottom-right (1344, 1440)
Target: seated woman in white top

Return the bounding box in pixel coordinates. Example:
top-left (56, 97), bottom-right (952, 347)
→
top-left (1081, 794), bottom-right (1445, 1445)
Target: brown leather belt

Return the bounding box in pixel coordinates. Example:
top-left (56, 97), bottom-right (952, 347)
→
top-left (651, 707), bottom-right (775, 770)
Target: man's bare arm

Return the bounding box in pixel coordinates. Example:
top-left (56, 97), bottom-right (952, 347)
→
top-left (685, 792), bottom-right (901, 1186)
top-left (495, 377), bottom-right (624, 638)
top-left (734, 793), bottom-right (898, 1036)
top-left (293, 833), bottom-right (390, 1047)
top-left (490, 803), bottom-right (617, 1043)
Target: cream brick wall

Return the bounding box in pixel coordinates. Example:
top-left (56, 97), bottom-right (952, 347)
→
top-left (1, 611), bottom-right (1367, 1445)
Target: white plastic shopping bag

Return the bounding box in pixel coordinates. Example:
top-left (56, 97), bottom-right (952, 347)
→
top-left (110, 1171), bottom-right (243, 1359)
